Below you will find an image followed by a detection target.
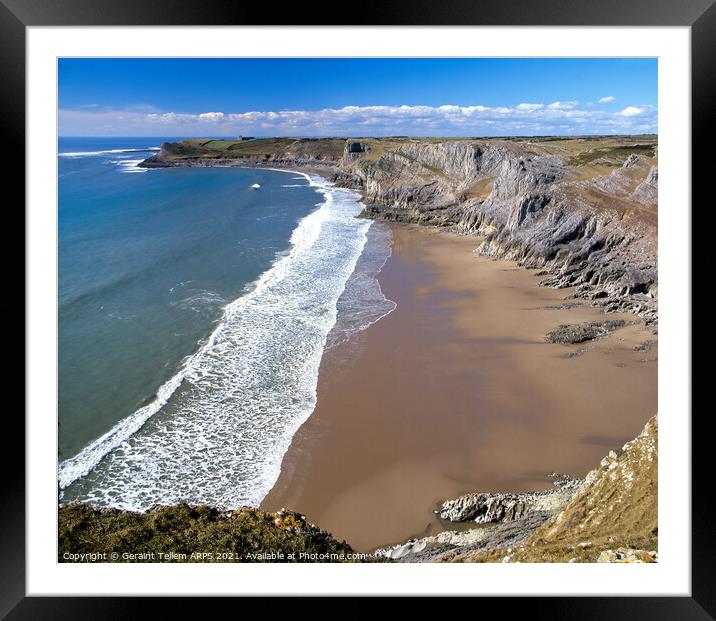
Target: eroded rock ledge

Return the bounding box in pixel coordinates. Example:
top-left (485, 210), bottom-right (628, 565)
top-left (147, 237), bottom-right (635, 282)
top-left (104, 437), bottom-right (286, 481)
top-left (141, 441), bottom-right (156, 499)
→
top-left (545, 319), bottom-right (628, 344)
top-left (437, 474), bottom-right (582, 523)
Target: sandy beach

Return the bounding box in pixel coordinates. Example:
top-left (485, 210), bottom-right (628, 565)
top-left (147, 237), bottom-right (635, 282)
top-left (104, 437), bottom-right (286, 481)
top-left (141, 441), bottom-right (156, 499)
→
top-left (261, 222), bottom-right (658, 552)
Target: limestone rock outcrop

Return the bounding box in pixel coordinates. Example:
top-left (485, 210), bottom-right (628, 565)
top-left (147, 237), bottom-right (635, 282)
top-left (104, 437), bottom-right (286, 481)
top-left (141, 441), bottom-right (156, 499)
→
top-left (437, 474), bottom-right (581, 523)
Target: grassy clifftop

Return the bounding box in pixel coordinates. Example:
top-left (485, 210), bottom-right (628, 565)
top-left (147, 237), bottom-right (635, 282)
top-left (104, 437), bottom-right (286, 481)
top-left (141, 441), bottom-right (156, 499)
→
top-left (154, 137), bottom-right (348, 162)
top-left (59, 504), bottom-right (367, 562)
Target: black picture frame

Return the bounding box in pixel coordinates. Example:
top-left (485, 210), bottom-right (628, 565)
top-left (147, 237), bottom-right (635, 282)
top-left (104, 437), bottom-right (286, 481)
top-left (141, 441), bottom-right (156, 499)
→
top-left (2, 0), bottom-right (710, 613)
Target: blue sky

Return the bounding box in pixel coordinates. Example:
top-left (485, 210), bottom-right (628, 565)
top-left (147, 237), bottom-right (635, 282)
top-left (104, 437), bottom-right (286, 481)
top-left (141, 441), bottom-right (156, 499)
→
top-left (58, 58), bottom-right (657, 137)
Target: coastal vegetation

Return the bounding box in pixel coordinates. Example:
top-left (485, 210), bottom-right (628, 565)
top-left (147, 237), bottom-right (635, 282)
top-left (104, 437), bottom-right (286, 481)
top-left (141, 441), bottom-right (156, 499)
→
top-left (59, 504), bottom-right (364, 562)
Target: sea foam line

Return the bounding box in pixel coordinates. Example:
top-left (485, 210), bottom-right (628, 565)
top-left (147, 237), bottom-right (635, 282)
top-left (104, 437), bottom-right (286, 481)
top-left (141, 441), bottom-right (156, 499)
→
top-left (58, 171), bottom-right (365, 499)
top-left (59, 147), bottom-right (160, 157)
top-left (327, 222), bottom-right (397, 349)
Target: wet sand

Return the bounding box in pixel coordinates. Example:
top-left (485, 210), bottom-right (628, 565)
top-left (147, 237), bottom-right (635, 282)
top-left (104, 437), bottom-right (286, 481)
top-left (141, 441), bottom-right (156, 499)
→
top-left (261, 223), bottom-right (658, 552)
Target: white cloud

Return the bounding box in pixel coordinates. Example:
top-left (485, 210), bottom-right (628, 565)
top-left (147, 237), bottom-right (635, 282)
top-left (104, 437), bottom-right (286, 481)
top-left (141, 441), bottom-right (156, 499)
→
top-left (198, 112), bottom-right (225, 122)
top-left (598, 96), bottom-right (617, 104)
top-left (59, 102), bottom-right (658, 137)
top-left (620, 105), bottom-right (649, 117)
top-left (515, 103), bottom-right (544, 111)
top-left (147, 112), bottom-right (188, 122)
top-left (547, 101), bottom-right (579, 110)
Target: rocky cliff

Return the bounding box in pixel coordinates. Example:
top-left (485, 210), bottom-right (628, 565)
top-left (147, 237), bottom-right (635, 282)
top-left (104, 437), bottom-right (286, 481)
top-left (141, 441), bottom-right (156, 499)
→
top-left (141, 135), bottom-right (658, 324)
top-left (343, 139), bottom-right (658, 323)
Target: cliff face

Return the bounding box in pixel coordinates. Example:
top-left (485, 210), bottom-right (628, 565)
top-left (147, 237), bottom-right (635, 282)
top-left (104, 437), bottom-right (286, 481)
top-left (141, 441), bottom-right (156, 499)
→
top-left (140, 136), bottom-right (658, 323)
top-left (343, 139), bottom-right (657, 323)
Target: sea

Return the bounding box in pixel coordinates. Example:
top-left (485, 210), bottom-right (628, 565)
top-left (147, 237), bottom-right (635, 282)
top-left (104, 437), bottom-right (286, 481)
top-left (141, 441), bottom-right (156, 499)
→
top-left (58, 137), bottom-right (395, 509)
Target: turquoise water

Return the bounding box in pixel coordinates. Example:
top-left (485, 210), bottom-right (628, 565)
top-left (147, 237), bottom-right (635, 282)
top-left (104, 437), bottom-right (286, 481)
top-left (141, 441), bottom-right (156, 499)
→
top-left (59, 137), bottom-right (322, 459)
top-left (58, 137), bottom-right (395, 508)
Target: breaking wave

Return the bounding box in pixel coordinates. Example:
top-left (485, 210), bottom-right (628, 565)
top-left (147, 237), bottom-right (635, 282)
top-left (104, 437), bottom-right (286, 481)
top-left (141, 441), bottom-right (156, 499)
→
top-left (59, 147), bottom-right (160, 158)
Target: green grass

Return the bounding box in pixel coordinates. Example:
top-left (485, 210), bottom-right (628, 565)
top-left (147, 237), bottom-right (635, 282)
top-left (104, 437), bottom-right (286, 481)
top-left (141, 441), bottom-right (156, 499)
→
top-left (164, 137), bottom-right (347, 161)
top-left (59, 503), bottom-right (375, 563)
top-left (566, 144), bottom-right (657, 167)
top-left (200, 140), bottom-right (243, 151)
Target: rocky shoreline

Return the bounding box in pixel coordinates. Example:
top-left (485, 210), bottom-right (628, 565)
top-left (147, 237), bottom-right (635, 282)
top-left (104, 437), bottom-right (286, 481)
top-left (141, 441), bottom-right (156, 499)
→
top-left (376, 474), bottom-right (583, 561)
top-left (436, 473), bottom-right (583, 523)
top-left (141, 136), bottom-right (658, 326)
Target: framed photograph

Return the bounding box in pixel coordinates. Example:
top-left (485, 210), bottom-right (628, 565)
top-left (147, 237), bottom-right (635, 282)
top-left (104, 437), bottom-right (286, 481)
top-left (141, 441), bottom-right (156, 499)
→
top-left (5, 0), bottom-right (710, 612)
